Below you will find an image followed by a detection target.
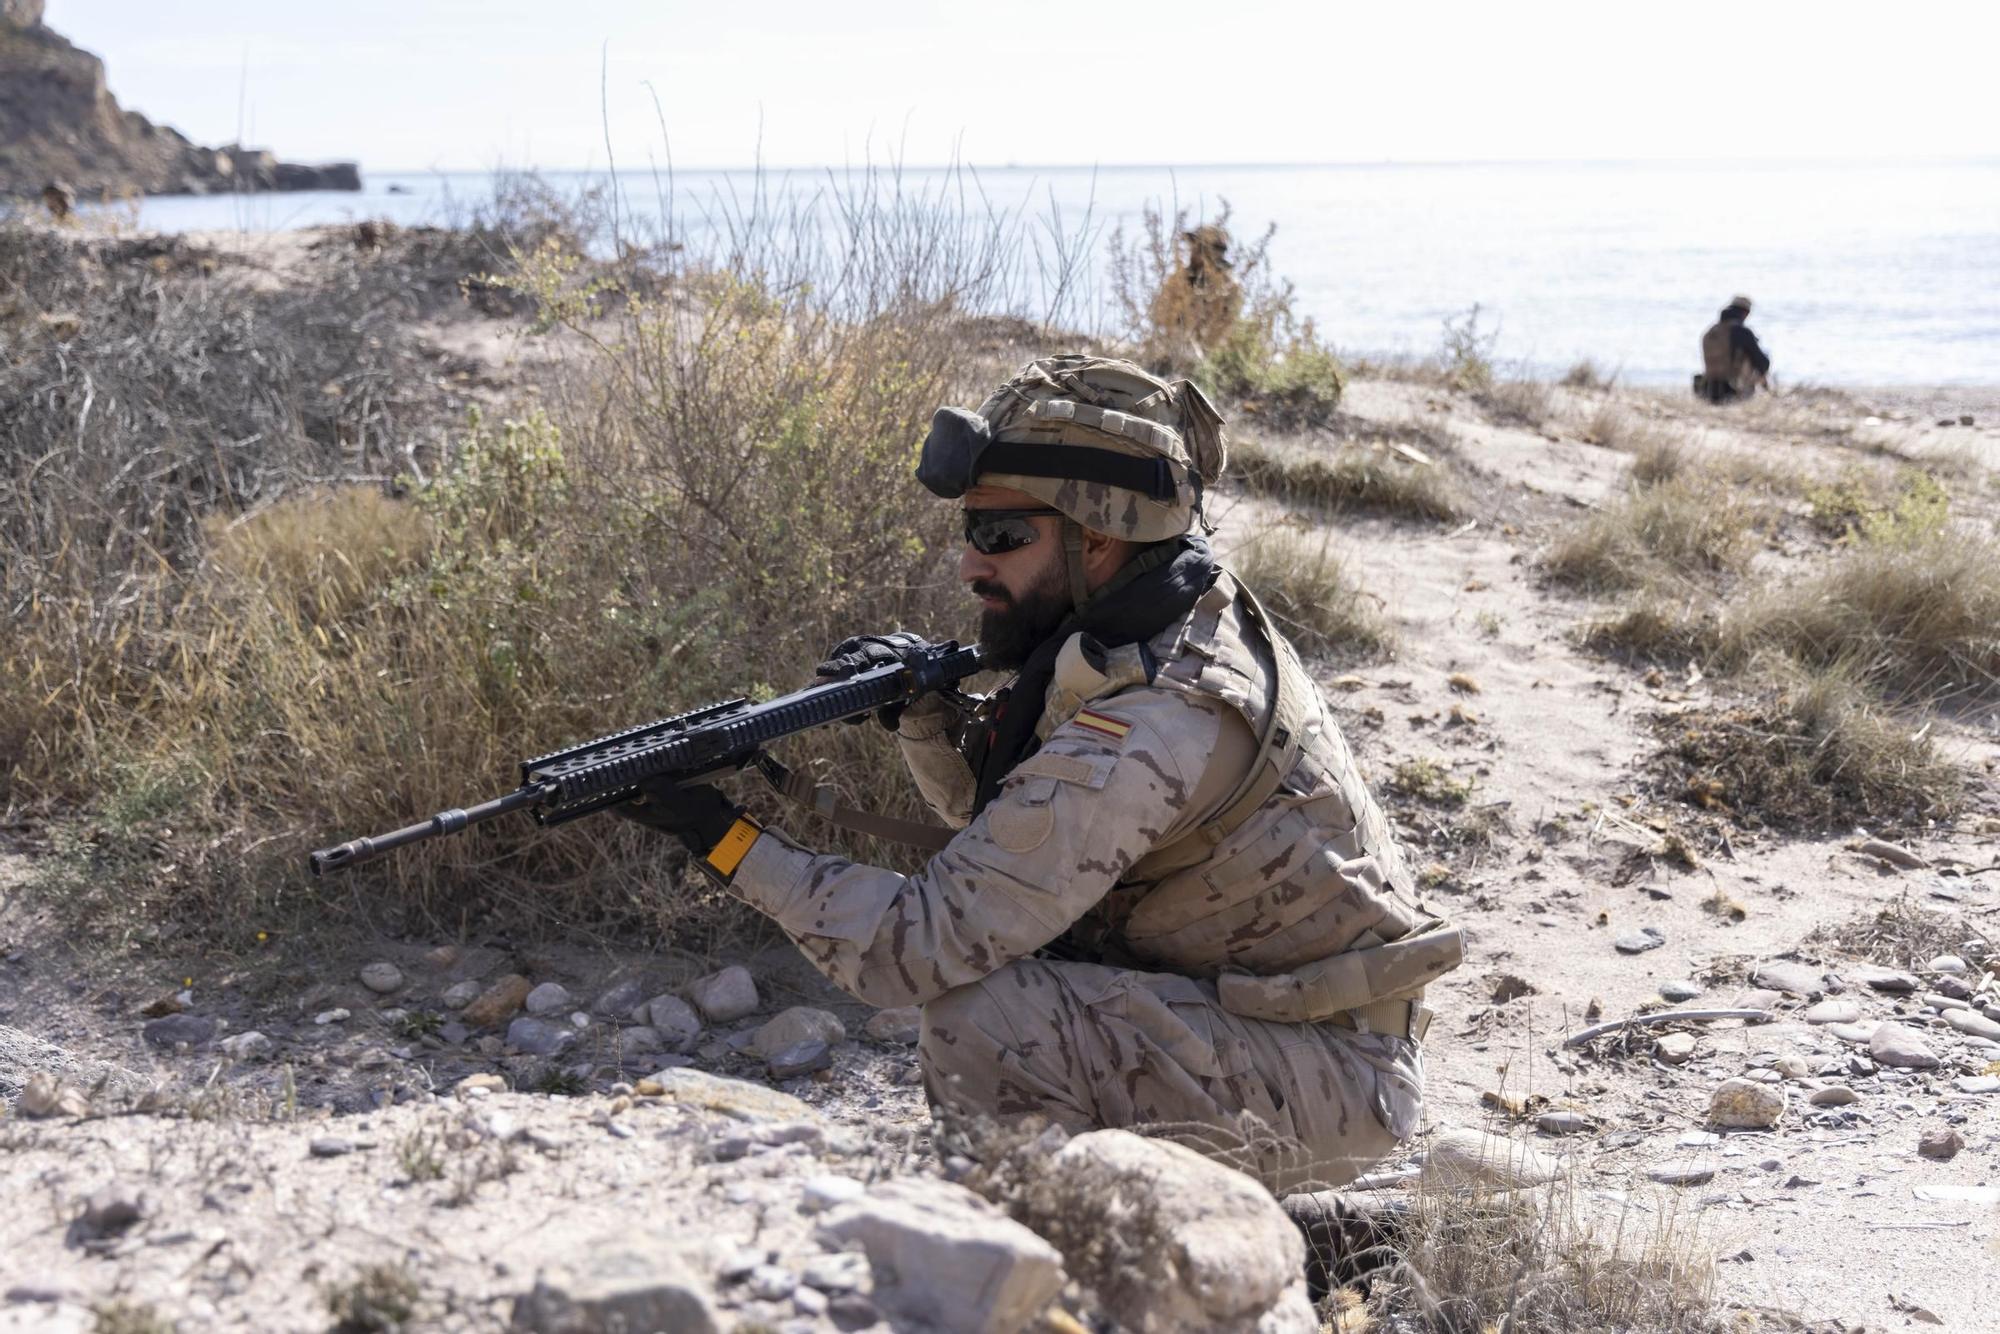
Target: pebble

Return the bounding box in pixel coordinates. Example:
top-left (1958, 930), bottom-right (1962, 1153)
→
top-left (864, 1005), bottom-right (923, 1044)
top-left (1757, 1157), bottom-right (1783, 1172)
top-left (1920, 992), bottom-right (1968, 1012)
top-left (1869, 1023), bottom-right (1941, 1069)
top-left (1945, 1009), bottom-right (2000, 1041)
top-left (1535, 1110), bottom-right (1593, 1135)
top-left (644, 995), bottom-right (704, 1051)
top-left (1954, 1075), bottom-right (2000, 1094)
top-left (1928, 954), bottom-right (1968, 975)
top-left (441, 980), bottom-right (482, 1009)
top-left (143, 1014), bottom-right (217, 1048)
top-left (1853, 965), bottom-right (1920, 993)
top-left (754, 1007), bottom-right (847, 1058)
top-left (1828, 1021), bottom-right (1877, 1046)
top-left (1750, 961), bottom-right (1824, 996)
top-left (617, 1025), bottom-right (665, 1054)
top-left (792, 1287), bottom-right (829, 1317)
top-left (359, 961), bottom-right (404, 994)
top-left (1677, 1131), bottom-right (1720, 1148)
top-left (747, 1265), bottom-right (796, 1301)
top-left (768, 1038), bottom-right (832, 1079)
top-left (1933, 975), bottom-right (1973, 1001)
top-left (523, 982), bottom-right (573, 1016)
top-left (1918, 1127), bottom-right (1964, 1161)
top-left (461, 974), bottom-right (534, 1028)
top-left (1709, 1078), bottom-right (1786, 1128)
top-left (1655, 1032), bottom-right (1697, 1064)
top-left (800, 1175), bottom-right (868, 1213)
top-left (1802, 999), bottom-right (1861, 1025)
top-left (719, 1249), bottom-right (765, 1282)
top-left (506, 1016), bottom-right (578, 1057)
top-left (1743, 1068), bottom-right (1783, 1084)
top-left (801, 1253), bottom-right (868, 1294)
top-left (80, 1188), bottom-right (146, 1234)
top-left (688, 965), bottom-right (760, 1023)
top-left (591, 978), bottom-right (648, 1018)
top-left (1848, 1056), bottom-right (1877, 1077)
top-left (1732, 988), bottom-right (1783, 1013)
top-left (1772, 1054), bottom-right (1810, 1080)
top-left (1809, 1085), bottom-right (1860, 1106)
top-left (1614, 927), bottom-right (1667, 954)
top-left (314, 1008), bottom-right (351, 1026)
top-left (1648, 1162), bottom-right (1715, 1186)
top-left (220, 1030), bottom-right (273, 1061)
top-left (309, 1137), bottom-right (355, 1158)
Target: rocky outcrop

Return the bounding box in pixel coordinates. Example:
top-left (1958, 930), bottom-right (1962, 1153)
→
top-left (0, 3), bottom-right (358, 200)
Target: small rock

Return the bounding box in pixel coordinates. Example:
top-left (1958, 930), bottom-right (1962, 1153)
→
top-left (1932, 975), bottom-right (1973, 1001)
top-left (1853, 965), bottom-right (1920, 993)
top-left (1488, 972), bottom-right (1536, 1003)
top-left (80, 1188), bottom-right (146, 1235)
top-left (640, 994), bottom-right (703, 1052)
top-left (1424, 1128), bottom-right (1559, 1188)
top-left (1732, 988), bottom-right (1783, 1013)
top-left (768, 1038), bottom-right (831, 1079)
top-left (20, 1072), bottom-right (90, 1118)
top-left (509, 1236), bottom-right (720, 1333)
top-left (792, 1286), bottom-right (829, 1317)
top-left (309, 1136), bottom-right (355, 1158)
top-left (617, 1025), bottom-right (666, 1054)
top-left (1535, 1110), bottom-right (1592, 1135)
top-left (1773, 1055), bottom-right (1810, 1080)
top-left (462, 974), bottom-right (534, 1028)
top-left (1828, 1021), bottom-right (1879, 1046)
top-left (747, 1265), bottom-right (796, 1301)
top-left (1655, 1032), bottom-right (1697, 1064)
top-left (800, 1175), bottom-right (867, 1214)
top-left (524, 982), bottom-right (573, 1016)
top-left (1647, 1162), bottom-right (1715, 1187)
top-left (423, 944), bottom-right (461, 971)
top-left (1869, 1023), bottom-right (1940, 1069)
top-left (800, 1252), bottom-right (869, 1294)
top-left (314, 1008), bottom-right (351, 1026)
top-left (441, 979), bottom-right (482, 1009)
top-left (638, 1068), bottom-right (818, 1122)
top-left (1677, 1130), bottom-right (1720, 1148)
top-left (220, 1031), bottom-right (273, 1061)
top-left (1945, 1008), bottom-right (2000, 1041)
top-left (719, 1249), bottom-right (764, 1282)
top-left (1709, 1077), bottom-right (1786, 1129)
top-left (1750, 961), bottom-right (1823, 996)
top-left (1614, 927), bottom-right (1667, 954)
top-left (1953, 1075), bottom-right (1999, 1094)
top-left (1928, 954), bottom-right (1968, 975)
top-left (754, 1007), bottom-right (847, 1058)
top-left (359, 961), bottom-right (404, 994)
top-left (864, 1006), bottom-right (923, 1044)
top-left (142, 1013), bottom-right (216, 1048)
top-left (456, 1072), bottom-right (507, 1097)
top-left (592, 978), bottom-right (648, 1018)
top-left (1802, 999), bottom-right (1861, 1025)
top-left (687, 965), bottom-right (759, 1023)
top-left (1757, 1157), bottom-right (1783, 1172)
top-left (1808, 1085), bottom-right (1859, 1106)
top-left (439, 1021), bottom-right (470, 1045)
top-left (1917, 1127), bottom-right (1964, 1161)
top-left (507, 1017), bottom-right (579, 1057)
top-left (1658, 980), bottom-right (1703, 1003)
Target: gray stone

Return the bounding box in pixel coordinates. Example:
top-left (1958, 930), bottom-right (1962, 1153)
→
top-left (642, 995), bottom-right (703, 1052)
top-left (591, 979), bottom-right (648, 1018)
top-left (1732, 988), bottom-right (1783, 1013)
top-left (509, 1235), bottom-right (719, 1334)
top-left (1647, 1162), bottom-right (1715, 1186)
top-left (523, 982), bottom-right (573, 1017)
top-left (1772, 1054), bottom-right (1810, 1080)
top-left (1535, 1110), bottom-right (1593, 1135)
top-left (1945, 1008), bottom-right (2000, 1041)
top-left (1750, 961), bottom-right (1824, 996)
top-left (142, 1014), bottom-right (216, 1049)
top-left (864, 1005), bottom-right (923, 1044)
top-left (506, 1017), bottom-right (578, 1057)
top-left (1933, 975), bottom-right (1974, 1000)
top-left (441, 980), bottom-right (482, 1010)
top-left (1654, 1032), bottom-right (1697, 1064)
top-left (747, 1265), bottom-right (796, 1301)
top-left (1658, 980), bottom-right (1703, 1003)
top-left (1869, 1023), bottom-right (1940, 1069)
top-left (768, 1039), bottom-right (831, 1079)
top-left (220, 1031), bottom-right (273, 1061)
top-left (1854, 965), bottom-right (1920, 993)
top-left (1953, 1075), bottom-right (2000, 1094)
top-left (800, 1253), bottom-right (869, 1294)
top-left (793, 1285), bottom-right (829, 1317)
top-left (80, 1188), bottom-right (146, 1234)
top-left (616, 1025), bottom-right (665, 1055)
top-left (1809, 1085), bottom-right (1859, 1106)
top-left (688, 966), bottom-right (759, 1023)
top-left (359, 961), bottom-right (404, 994)
top-left (309, 1136), bottom-right (355, 1158)
top-left (1709, 1078), bottom-right (1785, 1128)
top-left (818, 1177), bottom-right (1065, 1334)
top-left (1829, 1022), bottom-right (1879, 1046)
top-left (1917, 1127), bottom-right (1964, 1161)
top-left (1614, 927), bottom-right (1667, 954)
top-left (754, 1007), bottom-right (847, 1059)
top-left (1927, 954), bottom-right (1968, 975)
top-left (439, 1022), bottom-right (470, 1045)
top-left (639, 1068), bottom-right (817, 1123)
top-left (1802, 999), bottom-right (1861, 1025)
top-left (1423, 1128), bottom-right (1559, 1189)
top-left (801, 1175), bottom-right (867, 1214)
top-left (1921, 991), bottom-right (1968, 1012)
top-left (314, 1008), bottom-right (351, 1026)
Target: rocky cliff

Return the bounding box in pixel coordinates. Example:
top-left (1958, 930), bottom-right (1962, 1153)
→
top-left (0, 1), bottom-right (358, 200)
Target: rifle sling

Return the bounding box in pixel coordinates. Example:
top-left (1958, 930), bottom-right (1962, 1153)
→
top-left (756, 755), bottom-right (957, 853)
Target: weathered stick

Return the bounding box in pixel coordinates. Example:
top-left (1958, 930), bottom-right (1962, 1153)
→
top-left (1562, 1008), bottom-right (1770, 1048)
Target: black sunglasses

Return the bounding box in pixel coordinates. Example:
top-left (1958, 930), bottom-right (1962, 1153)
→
top-left (961, 507), bottom-right (1062, 555)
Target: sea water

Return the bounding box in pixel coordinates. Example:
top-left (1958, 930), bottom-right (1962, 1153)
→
top-left (113, 159), bottom-right (2000, 388)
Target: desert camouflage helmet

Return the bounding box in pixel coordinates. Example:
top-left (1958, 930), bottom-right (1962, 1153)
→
top-left (920, 354), bottom-right (1228, 542)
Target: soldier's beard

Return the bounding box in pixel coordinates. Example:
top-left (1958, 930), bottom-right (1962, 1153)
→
top-left (972, 562), bottom-right (1072, 671)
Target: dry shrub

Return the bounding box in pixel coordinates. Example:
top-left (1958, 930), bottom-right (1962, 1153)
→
top-left (1232, 530), bottom-right (1392, 662)
top-left (1562, 358), bottom-right (1616, 391)
top-left (1807, 892), bottom-right (1989, 971)
top-left (1477, 376), bottom-right (1556, 430)
top-left (1579, 591), bottom-right (1718, 664)
top-left (1370, 1176), bottom-right (1725, 1333)
top-left (1717, 521), bottom-right (2000, 700)
top-left (1231, 436), bottom-right (1461, 523)
top-left (1543, 475), bottom-right (1758, 593)
top-left (1648, 657), bottom-right (1962, 832)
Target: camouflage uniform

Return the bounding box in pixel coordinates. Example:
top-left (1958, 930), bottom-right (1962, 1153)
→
top-left (725, 358), bottom-right (1463, 1191)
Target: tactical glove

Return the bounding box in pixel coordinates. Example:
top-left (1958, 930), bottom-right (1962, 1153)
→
top-left (616, 780), bottom-right (756, 879)
top-left (814, 631), bottom-right (935, 730)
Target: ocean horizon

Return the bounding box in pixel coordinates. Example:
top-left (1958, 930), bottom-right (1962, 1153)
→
top-left (109, 158), bottom-right (2000, 389)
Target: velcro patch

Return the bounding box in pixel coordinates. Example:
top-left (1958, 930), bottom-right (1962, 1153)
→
top-left (1071, 709), bottom-right (1133, 743)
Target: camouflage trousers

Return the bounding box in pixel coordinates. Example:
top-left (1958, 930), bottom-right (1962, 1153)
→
top-left (919, 958), bottom-right (1424, 1196)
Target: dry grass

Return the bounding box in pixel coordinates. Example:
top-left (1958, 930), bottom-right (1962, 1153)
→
top-left (1647, 657), bottom-right (1963, 833)
top-left (1477, 376), bottom-right (1557, 430)
top-left (1231, 436), bottom-right (1462, 523)
top-left (1579, 592), bottom-right (1719, 664)
top-left (1232, 530), bottom-right (1393, 662)
top-left (1806, 893), bottom-right (1989, 972)
top-left (1562, 358), bottom-right (1617, 391)
top-left (1543, 475), bottom-right (1759, 593)
top-left (1389, 757), bottom-right (1474, 807)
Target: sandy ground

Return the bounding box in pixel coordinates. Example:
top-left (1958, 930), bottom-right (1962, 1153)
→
top-left (3, 245), bottom-right (1999, 1331)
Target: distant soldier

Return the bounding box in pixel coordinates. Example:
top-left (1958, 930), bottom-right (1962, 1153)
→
top-left (1694, 295), bottom-right (1771, 403)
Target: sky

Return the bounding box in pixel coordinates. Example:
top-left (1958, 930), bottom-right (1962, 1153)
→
top-left (49, 1), bottom-right (2000, 171)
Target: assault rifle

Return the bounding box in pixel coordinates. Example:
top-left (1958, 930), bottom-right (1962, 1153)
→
top-left (307, 640), bottom-right (983, 875)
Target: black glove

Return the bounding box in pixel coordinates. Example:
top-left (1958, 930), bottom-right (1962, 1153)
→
top-left (815, 631), bottom-right (935, 730)
top-left (616, 780), bottom-right (749, 871)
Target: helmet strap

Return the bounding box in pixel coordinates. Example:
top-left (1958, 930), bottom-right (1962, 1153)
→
top-left (1060, 518), bottom-right (1092, 611)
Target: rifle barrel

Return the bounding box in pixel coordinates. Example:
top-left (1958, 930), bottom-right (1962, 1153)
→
top-left (307, 784), bottom-right (550, 875)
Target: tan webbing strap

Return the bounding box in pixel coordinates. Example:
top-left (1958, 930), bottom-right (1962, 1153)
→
top-left (1189, 580), bottom-right (1311, 846)
top-left (755, 755), bottom-right (956, 853)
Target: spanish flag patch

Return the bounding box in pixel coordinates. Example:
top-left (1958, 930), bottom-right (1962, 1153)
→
top-left (1072, 709), bottom-right (1133, 742)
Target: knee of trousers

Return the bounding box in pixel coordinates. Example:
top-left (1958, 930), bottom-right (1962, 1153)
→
top-left (917, 961), bottom-right (1024, 1083)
